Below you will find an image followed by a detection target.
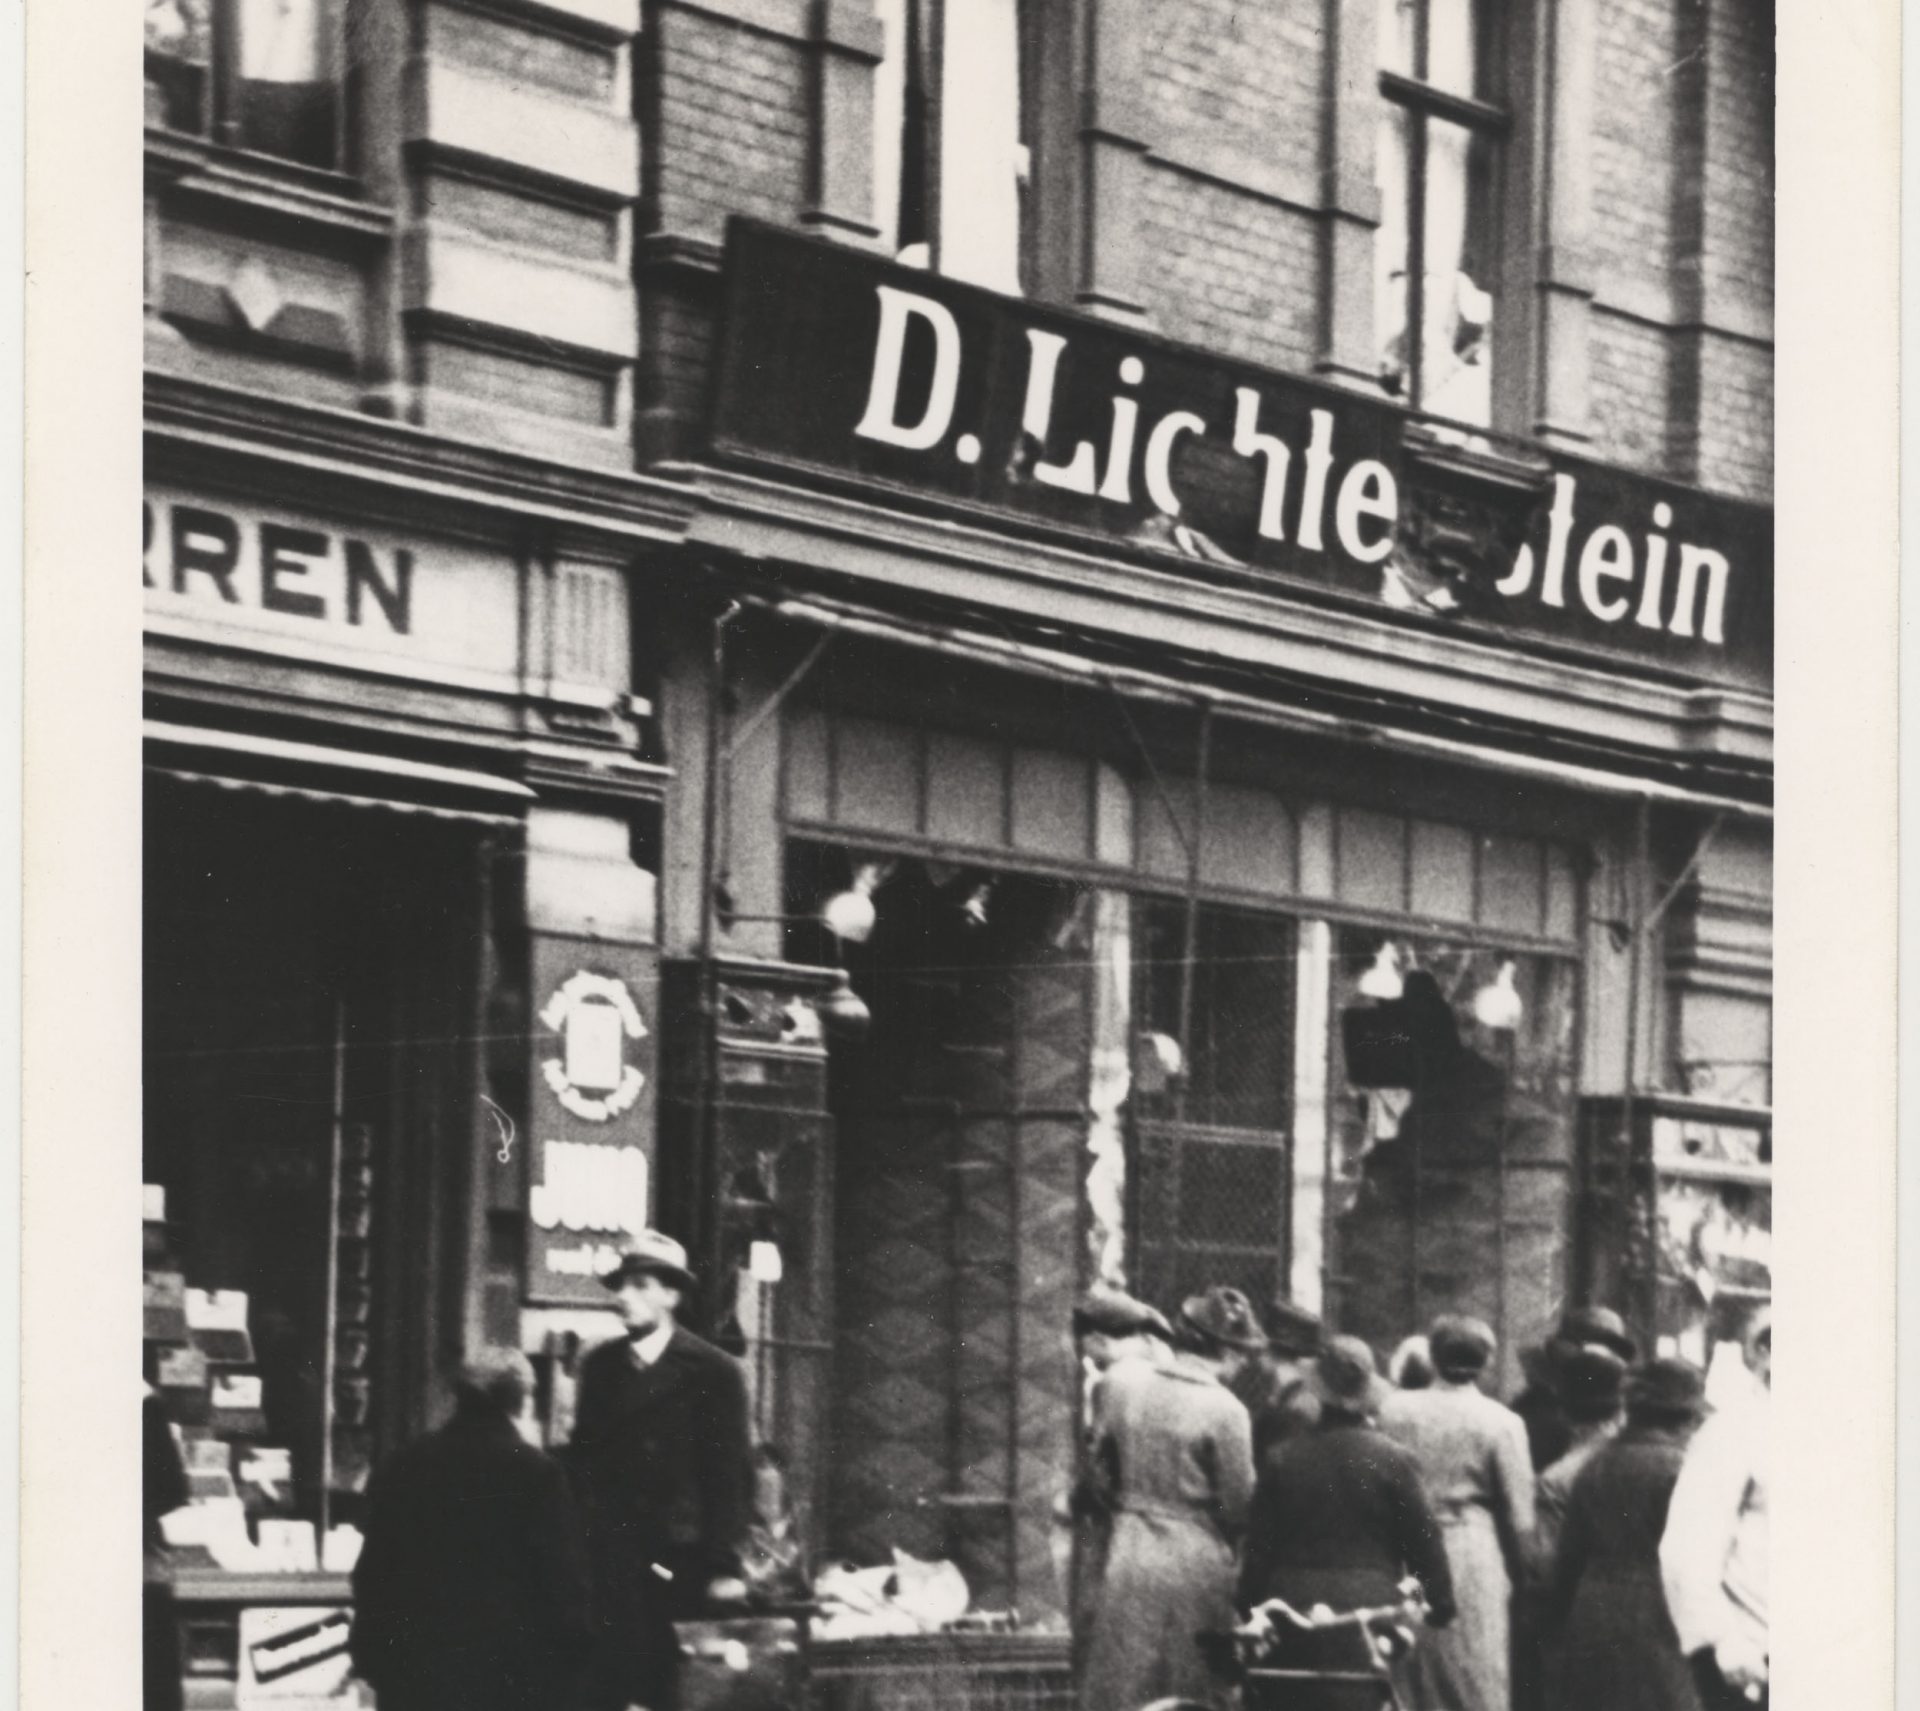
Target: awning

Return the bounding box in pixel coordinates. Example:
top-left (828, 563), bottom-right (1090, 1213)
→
top-left (746, 594), bottom-right (1772, 821)
top-left (144, 720), bottom-right (536, 827)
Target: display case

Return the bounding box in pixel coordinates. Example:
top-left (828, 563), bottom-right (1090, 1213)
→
top-left (1575, 1093), bottom-right (1772, 1369)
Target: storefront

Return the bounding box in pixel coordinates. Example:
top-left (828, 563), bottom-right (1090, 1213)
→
top-left (645, 220), bottom-right (1774, 1669)
top-left (140, 461), bottom-right (670, 1706)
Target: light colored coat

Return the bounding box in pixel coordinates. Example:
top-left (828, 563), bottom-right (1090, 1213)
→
top-left (1379, 1380), bottom-right (1534, 1711)
top-left (1081, 1354), bottom-right (1254, 1711)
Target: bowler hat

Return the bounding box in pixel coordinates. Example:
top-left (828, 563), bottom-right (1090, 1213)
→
top-left (1429, 1314), bottom-right (1497, 1380)
top-left (1177, 1286), bottom-right (1270, 1354)
top-left (1625, 1357), bottom-right (1707, 1422)
top-left (1266, 1299), bottom-right (1325, 1359)
top-left (1306, 1335), bottom-right (1387, 1416)
top-left (1073, 1290), bottom-right (1173, 1343)
top-left (1559, 1346), bottom-right (1627, 1423)
top-left (1557, 1305), bottom-right (1637, 1363)
top-left (600, 1229), bottom-right (697, 1293)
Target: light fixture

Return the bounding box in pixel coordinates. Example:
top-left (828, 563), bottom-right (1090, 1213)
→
top-left (816, 970), bottom-right (873, 1041)
top-left (960, 881), bottom-right (993, 930)
top-left (1359, 941), bottom-right (1404, 1000)
top-left (821, 862), bottom-right (883, 943)
top-left (1472, 959), bottom-right (1524, 1031)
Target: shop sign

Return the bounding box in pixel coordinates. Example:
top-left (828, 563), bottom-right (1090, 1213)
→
top-left (710, 221), bottom-right (1773, 691)
top-left (525, 938), bottom-right (659, 1305)
top-left (235, 1608), bottom-right (362, 1708)
top-left (143, 488), bottom-right (522, 692)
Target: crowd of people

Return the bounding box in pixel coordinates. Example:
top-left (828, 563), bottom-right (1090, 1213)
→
top-left (1068, 1285), bottom-right (1771, 1711)
top-left (329, 1223), bottom-right (1768, 1711)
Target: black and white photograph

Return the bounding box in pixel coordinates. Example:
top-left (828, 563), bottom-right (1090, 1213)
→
top-left (9, 0), bottom-right (1902, 1709)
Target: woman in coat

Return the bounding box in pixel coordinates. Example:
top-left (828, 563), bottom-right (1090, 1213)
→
top-left (1542, 1358), bottom-right (1709, 1711)
top-left (1080, 1286), bottom-right (1264, 1711)
top-left (1378, 1316), bottom-right (1534, 1711)
top-left (1239, 1337), bottom-right (1457, 1711)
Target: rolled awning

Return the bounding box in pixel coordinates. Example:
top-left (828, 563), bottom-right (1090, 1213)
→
top-left (144, 719), bottom-right (537, 826)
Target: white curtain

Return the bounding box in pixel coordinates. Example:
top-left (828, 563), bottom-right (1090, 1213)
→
top-left (938, 0), bottom-right (1025, 293)
top-left (241, 0), bottom-right (326, 80)
top-left (1421, 118), bottom-right (1491, 424)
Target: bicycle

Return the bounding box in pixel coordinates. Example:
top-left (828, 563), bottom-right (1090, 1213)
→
top-left (1224, 1576), bottom-right (1432, 1711)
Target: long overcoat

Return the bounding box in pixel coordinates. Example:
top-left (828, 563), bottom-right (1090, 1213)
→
top-left (1081, 1356), bottom-right (1255, 1711)
top-left (1542, 1425), bottom-right (1704, 1711)
top-left (350, 1406), bottom-right (596, 1711)
top-left (1378, 1381), bottom-right (1533, 1711)
top-left (567, 1326), bottom-right (755, 1711)
top-left (1238, 1417), bottom-right (1458, 1711)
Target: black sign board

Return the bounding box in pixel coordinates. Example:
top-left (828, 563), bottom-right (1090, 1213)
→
top-left (710, 220), bottom-right (1772, 691)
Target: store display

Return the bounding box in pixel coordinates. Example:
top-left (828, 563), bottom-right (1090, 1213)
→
top-left (187, 1288), bottom-right (257, 1365)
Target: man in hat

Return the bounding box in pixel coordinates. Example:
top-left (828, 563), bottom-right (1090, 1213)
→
top-left (1540, 1358), bottom-right (1709, 1711)
top-left (351, 1347), bottom-right (595, 1711)
top-left (1060, 1291), bottom-right (1174, 1671)
top-left (1379, 1316), bottom-right (1533, 1711)
top-left (1081, 1286), bottom-right (1263, 1711)
top-left (1240, 1335), bottom-right (1455, 1711)
top-left (1661, 1304), bottom-right (1770, 1709)
top-left (568, 1232), bottom-right (754, 1711)
top-left (1510, 1306), bottom-right (1638, 1472)
top-left (1232, 1298), bottom-right (1324, 1466)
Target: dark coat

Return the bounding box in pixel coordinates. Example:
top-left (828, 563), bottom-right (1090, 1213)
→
top-left (1239, 1416), bottom-right (1456, 1623)
top-left (350, 1406), bottom-right (595, 1711)
top-left (567, 1327), bottom-right (754, 1711)
top-left (1541, 1424), bottom-right (1704, 1711)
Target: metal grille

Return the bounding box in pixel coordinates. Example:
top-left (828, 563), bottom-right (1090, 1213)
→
top-left (1134, 1120), bottom-right (1291, 1312)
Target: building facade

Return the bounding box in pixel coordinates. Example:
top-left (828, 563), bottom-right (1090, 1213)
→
top-left (142, 0), bottom-right (1772, 1697)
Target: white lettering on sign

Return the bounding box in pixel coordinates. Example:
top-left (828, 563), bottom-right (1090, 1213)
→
top-left (853, 285), bottom-right (1742, 649)
top-left (531, 1140), bottom-right (649, 1238)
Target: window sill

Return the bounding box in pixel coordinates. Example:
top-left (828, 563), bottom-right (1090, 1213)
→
top-left (1402, 418), bottom-right (1550, 501)
top-left (146, 129), bottom-right (394, 247)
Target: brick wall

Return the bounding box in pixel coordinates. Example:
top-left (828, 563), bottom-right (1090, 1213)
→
top-left (649, 6), bottom-right (810, 241)
top-left (1589, 0), bottom-right (1773, 499)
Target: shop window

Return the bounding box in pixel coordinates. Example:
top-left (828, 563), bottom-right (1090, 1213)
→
top-left (143, 783), bottom-right (485, 1569)
top-left (145, 0), bottom-right (349, 172)
top-left (870, 0), bottom-right (1041, 294)
top-left (1325, 927), bottom-right (1577, 1392)
top-left (1374, 0), bottom-right (1507, 426)
top-left (1130, 902), bottom-right (1295, 1312)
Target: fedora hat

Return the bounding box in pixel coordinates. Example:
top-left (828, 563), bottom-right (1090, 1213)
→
top-left (600, 1229), bottom-right (696, 1294)
top-left (1625, 1356), bottom-right (1707, 1422)
top-left (1177, 1286), bottom-right (1270, 1354)
top-left (1559, 1346), bottom-right (1627, 1423)
top-left (1306, 1334), bottom-right (1387, 1416)
top-left (1557, 1305), bottom-right (1637, 1364)
top-left (1073, 1289), bottom-right (1173, 1343)
top-left (1428, 1314), bottom-right (1497, 1380)
top-left (1266, 1299), bottom-right (1325, 1359)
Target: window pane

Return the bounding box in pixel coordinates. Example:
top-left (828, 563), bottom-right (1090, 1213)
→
top-left (238, 0), bottom-right (338, 168)
top-left (937, 0), bottom-right (1024, 293)
top-left (1378, 0), bottom-right (1416, 78)
top-left (871, 0), bottom-right (908, 251)
top-left (1325, 931), bottom-right (1579, 1393)
top-left (1424, 0), bottom-right (1493, 99)
top-left (1374, 103), bottom-right (1412, 401)
top-left (1419, 116), bottom-right (1498, 424)
top-left (146, 0), bottom-right (211, 134)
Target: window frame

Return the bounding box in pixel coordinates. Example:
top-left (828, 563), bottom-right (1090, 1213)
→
top-left (1376, 0), bottom-right (1513, 425)
top-left (145, 0), bottom-right (358, 180)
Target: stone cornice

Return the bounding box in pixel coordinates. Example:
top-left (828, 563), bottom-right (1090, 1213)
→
top-left (144, 372), bottom-right (695, 552)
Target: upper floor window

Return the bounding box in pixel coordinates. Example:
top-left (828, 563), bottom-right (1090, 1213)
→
top-left (145, 0), bottom-right (348, 173)
top-left (1374, 0), bottom-right (1507, 426)
top-left (871, 0), bottom-right (1037, 295)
